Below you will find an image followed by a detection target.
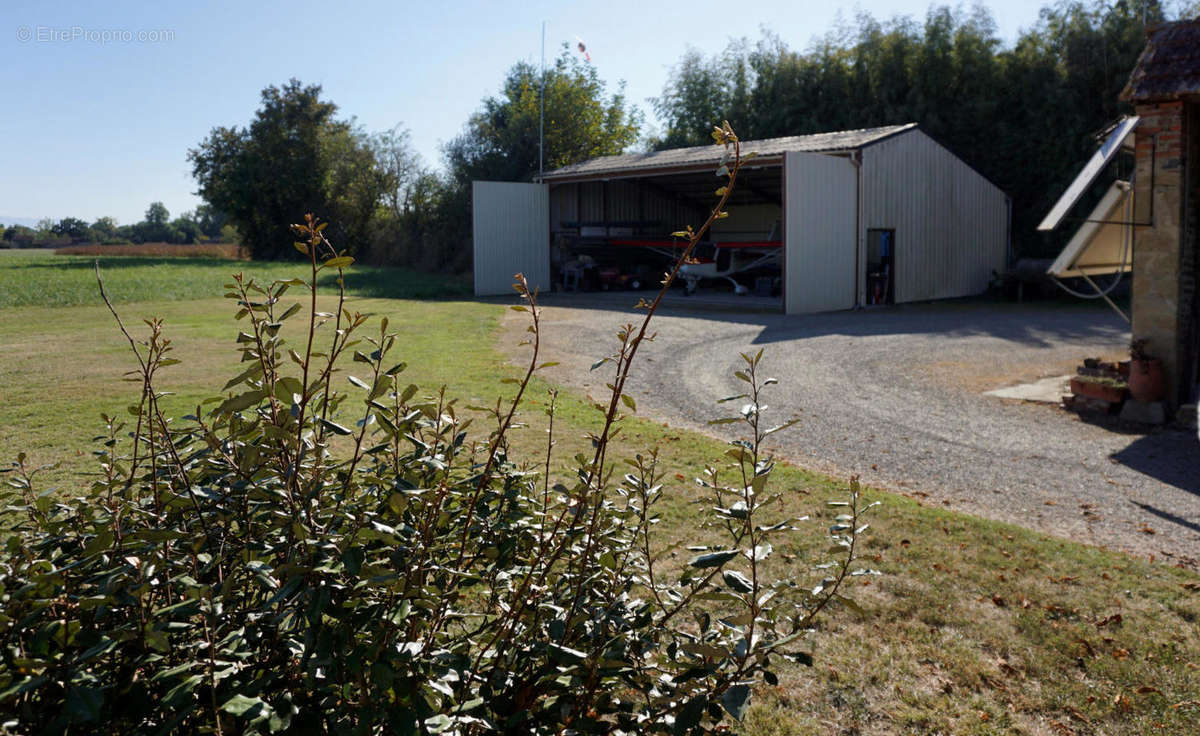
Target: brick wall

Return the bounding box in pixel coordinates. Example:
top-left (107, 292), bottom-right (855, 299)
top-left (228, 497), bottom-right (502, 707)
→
top-left (1131, 101), bottom-right (1187, 406)
top-left (1183, 101), bottom-right (1200, 403)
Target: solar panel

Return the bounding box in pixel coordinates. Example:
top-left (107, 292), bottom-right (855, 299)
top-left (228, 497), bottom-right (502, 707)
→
top-left (1046, 181), bottom-right (1132, 277)
top-left (1037, 116), bottom-right (1139, 231)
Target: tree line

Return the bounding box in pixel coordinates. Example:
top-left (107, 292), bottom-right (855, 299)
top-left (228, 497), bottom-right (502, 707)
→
top-left (2, 203), bottom-right (231, 248)
top-left (651, 0), bottom-right (1197, 256)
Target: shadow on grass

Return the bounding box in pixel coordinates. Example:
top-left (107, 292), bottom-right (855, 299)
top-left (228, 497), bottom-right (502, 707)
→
top-left (5, 255), bottom-right (472, 301)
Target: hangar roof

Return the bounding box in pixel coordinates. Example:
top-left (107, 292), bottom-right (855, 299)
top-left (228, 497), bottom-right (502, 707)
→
top-left (540, 123), bottom-right (917, 182)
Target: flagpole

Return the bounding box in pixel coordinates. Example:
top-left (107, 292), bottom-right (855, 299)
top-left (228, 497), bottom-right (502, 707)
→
top-left (539, 20), bottom-right (545, 178)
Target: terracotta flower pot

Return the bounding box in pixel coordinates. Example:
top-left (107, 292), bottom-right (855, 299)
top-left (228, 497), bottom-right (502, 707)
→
top-left (1128, 358), bottom-right (1165, 402)
top-left (1070, 377), bottom-right (1128, 404)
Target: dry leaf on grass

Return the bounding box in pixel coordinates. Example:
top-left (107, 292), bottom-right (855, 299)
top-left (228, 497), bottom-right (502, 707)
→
top-left (1065, 705), bottom-right (1090, 723)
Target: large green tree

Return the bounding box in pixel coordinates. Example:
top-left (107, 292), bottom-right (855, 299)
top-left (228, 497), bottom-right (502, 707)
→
top-left (189, 80), bottom-right (387, 259)
top-left (651, 46), bottom-right (747, 150)
top-left (50, 217), bottom-right (89, 240)
top-left (377, 49), bottom-right (641, 274)
top-left (444, 48), bottom-right (641, 186)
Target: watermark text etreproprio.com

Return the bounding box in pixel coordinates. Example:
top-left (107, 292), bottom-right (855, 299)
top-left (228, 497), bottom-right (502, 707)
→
top-left (15, 25), bottom-right (175, 44)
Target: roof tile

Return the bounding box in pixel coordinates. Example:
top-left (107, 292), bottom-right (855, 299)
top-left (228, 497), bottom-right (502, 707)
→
top-left (1121, 19), bottom-right (1200, 102)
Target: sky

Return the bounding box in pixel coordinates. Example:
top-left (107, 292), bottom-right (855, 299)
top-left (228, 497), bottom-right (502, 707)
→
top-left (0, 0), bottom-right (1050, 226)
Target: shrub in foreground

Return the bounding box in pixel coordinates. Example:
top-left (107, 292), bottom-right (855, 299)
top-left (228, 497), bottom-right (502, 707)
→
top-left (0, 125), bottom-right (875, 734)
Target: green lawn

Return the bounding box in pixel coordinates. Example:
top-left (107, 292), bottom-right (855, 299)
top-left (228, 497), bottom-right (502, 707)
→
top-left (2, 254), bottom-right (1198, 734)
top-left (0, 250), bottom-right (470, 307)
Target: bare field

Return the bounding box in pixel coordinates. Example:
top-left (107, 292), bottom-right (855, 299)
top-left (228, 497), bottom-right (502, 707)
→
top-left (54, 241), bottom-right (244, 258)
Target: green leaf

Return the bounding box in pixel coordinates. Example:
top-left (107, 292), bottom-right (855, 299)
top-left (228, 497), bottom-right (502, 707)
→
top-left (547, 642), bottom-right (588, 662)
top-left (368, 376), bottom-right (392, 401)
top-left (221, 693), bottom-right (268, 718)
top-left (65, 686), bottom-right (104, 722)
top-left (722, 569), bottom-right (754, 594)
top-left (763, 418), bottom-right (801, 436)
top-left (271, 377), bottom-right (303, 404)
top-left (149, 662), bottom-right (195, 682)
top-left (279, 302), bottom-right (302, 321)
top-left (161, 675), bottom-right (201, 708)
top-left (688, 550), bottom-right (738, 568)
top-left (348, 375), bottom-right (371, 390)
top-left (324, 256), bottom-right (354, 269)
top-left (318, 418), bottom-right (353, 436)
top-left (223, 364), bottom-right (265, 390)
top-left (144, 628), bottom-right (170, 653)
top-left (834, 594), bottom-right (865, 616)
top-left (217, 390), bottom-right (265, 415)
top-left (725, 446), bottom-right (751, 462)
top-left (0, 675), bottom-right (47, 703)
top-left (675, 697), bottom-right (705, 734)
top-left (722, 684), bottom-right (752, 721)
top-left (620, 393), bottom-right (636, 412)
top-left (751, 473), bottom-right (768, 495)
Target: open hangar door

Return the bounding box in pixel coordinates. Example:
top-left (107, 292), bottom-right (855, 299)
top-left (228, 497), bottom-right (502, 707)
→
top-left (547, 169), bottom-right (785, 305)
top-left (784, 152), bottom-right (858, 314)
top-left (472, 181), bottom-right (550, 297)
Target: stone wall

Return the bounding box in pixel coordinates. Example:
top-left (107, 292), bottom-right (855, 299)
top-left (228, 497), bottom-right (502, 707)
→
top-left (1131, 100), bottom-right (1189, 406)
top-left (1184, 100), bottom-right (1200, 403)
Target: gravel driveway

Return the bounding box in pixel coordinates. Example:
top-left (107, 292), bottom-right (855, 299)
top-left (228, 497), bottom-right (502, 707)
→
top-left (499, 295), bottom-right (1200, 563)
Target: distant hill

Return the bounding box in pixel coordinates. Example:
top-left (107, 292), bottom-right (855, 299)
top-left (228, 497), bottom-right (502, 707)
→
top-left (0, 216), bottom-right (44, 228)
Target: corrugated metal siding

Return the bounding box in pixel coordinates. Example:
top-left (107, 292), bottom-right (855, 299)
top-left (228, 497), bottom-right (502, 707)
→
top-left (710, 203), bottom-right (781, 242)
top-left (549, 180), bottom-right (705, 237)
top-left (549, 185), bottom-right (577, 231)
top-left (784, 152), bottom-right (858, 313)
top-left (642, 188), bottom-right (704, 236)
top-left (861, 130), bottom-right (1008, 303)
top-left (472, 181), bottom-right (550, 296)
top-left (607, 180), bottom-right (639, 222)
top-left (580, 182), bottom-right (605, 222)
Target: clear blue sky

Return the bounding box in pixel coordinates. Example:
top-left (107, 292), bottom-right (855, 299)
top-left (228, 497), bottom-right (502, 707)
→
top-left (1, 0), bottom-right (1050, 226)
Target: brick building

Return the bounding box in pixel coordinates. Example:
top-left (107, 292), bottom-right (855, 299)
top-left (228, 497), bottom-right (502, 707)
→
top-left (1121, 19), bottom-right (1200, 409)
